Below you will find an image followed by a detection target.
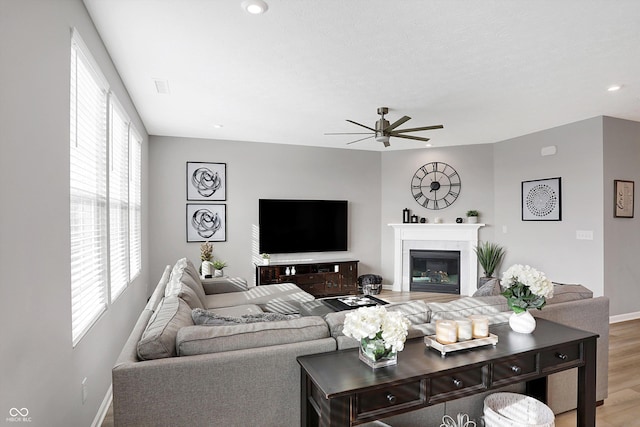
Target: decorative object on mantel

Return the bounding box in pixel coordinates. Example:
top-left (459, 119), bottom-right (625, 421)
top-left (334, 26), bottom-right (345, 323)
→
top-left (411, 162), bottom-right (461, 210)
top-left (186, 161), bottom-right (226, 201)
top-left (456, 217), bottom-right (463, 223)
top-left (473, 241), bottom-right (506, 287)
top-left (402, 208), bottom-right (410, 223)
top-left (261, 253), bottom-right (270, 265)
top-left (342, 306), bottom-right (410, 368)
top-left (466, 210), bottom-right (479, 223)
top-left (614, 179), bottom-right (634, 218)
top-left (200, 241), bottom-right (214, 278)
top-left (521, 177), bottom-right (562, 221)
top-left (440, 413), bottom-right (476, 427)
top-left (212, 259), bottom-right (227, 277)
top-left (501, 264), bottom-right (554, 333)
top-left (410, 214), bottom-right (419, 223)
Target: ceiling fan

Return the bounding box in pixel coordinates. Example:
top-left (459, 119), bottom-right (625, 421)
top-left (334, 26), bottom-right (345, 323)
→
top-left (325, 107), bottom-right (443, 147)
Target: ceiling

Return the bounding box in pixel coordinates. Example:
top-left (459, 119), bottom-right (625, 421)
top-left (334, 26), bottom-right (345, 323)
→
top-left (83, 0), bottom-right (640, 151)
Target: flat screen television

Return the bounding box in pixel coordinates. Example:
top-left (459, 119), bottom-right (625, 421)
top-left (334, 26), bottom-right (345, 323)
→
top-left (259, 199), bottom-right (348, 254)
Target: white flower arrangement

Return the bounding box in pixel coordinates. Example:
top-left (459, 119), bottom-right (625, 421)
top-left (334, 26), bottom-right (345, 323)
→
top-left (501, 264), bottom-right (554, 313)
top-left (342, 306), bottom-right (411, 354)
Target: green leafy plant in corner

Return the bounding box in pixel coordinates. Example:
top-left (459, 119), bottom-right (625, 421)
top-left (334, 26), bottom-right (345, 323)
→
top-left (473, 241), bottom-right (505, 277)
top-left (212, 260), bottom-right (227, 270)
top-left (466, 210), bottom-right (479, 217)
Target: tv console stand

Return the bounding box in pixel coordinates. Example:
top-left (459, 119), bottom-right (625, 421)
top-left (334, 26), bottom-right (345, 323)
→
top-left (256, 259), bottom-right (359, 297)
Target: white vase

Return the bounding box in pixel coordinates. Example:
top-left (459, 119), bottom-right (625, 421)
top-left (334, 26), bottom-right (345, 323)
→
top-left (201, 261), bottom-right (214, 278)
top-left (509, 310), bottom-right (536, 334)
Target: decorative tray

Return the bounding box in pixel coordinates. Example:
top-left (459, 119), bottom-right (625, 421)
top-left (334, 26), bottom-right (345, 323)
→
top-left (424, 333), bottom-right (499, 357)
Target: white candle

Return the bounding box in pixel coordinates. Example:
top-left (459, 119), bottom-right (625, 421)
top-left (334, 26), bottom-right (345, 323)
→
top-left (455, 319), bottom-right (473, 341)
top-left (469, 315), bottom-right (489, 338)
top-left (436, 320), bottom-right (458, 345)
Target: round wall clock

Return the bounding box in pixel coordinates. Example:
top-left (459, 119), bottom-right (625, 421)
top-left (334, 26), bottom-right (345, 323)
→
top-left (411, 162), bottom-right (461, 210)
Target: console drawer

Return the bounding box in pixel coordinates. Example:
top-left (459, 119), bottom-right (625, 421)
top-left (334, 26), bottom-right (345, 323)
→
top-left (541, 343), bottom-right (582, 371)
top-left (356, 381), bottom-right (422, 415)
top-left (295, 274), bottom-right (324, 285)
top-left (429, 366), bottom-right (485, 401)
top-left (493, 354), bottom-right (537, 385)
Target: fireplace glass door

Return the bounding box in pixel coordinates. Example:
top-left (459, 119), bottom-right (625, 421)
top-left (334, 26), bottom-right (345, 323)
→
top-left (410, 250), bottom-right (460, 294)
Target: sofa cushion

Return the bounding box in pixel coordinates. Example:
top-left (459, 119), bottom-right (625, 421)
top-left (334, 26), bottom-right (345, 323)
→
top-left (165, 281), bottom-right (204, 310)
top-left (208, 304), bottom-right (264, 317)
top-left (547, 283), bottom-right (593, 304)
top-left (427, 296), bottom-right (510, 322)
top-left (472, 278), bottom-right (502, 297)
top-left (137, 296), bottom-right (194, 360)
top-left (176, 316), bottom-right (330, 356)
top-left (203, 283), bottom-right (314, 309)
top-left (192, 308), bottom-right (296, 325)
top-left (169, 258), bottom-right (207, 307)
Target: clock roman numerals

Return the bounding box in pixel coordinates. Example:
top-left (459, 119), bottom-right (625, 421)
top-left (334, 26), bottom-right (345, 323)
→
top-left (411, 162), bottom-right (461, 211)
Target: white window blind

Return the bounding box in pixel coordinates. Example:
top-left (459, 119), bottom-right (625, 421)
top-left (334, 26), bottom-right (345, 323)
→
top-left (108, 98), bottom-right (130, 300)
top-left (70, 31), bottom-right (108, 346)
top-left (129, 129), bottom-right (142, 279)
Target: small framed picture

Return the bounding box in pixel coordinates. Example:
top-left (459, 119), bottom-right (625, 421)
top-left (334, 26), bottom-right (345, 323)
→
top-left (522, 177), bottom-right (562, 221)
top-left (187, 162), bottom-right (226, 201)
top-left (614, 180), bottom-right (634, 218)
top-left (186, 203), bottom-right (226, 242)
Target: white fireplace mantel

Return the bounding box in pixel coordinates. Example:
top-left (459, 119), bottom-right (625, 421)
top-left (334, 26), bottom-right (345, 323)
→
top-left (389, 223), bottom-right (485, 296)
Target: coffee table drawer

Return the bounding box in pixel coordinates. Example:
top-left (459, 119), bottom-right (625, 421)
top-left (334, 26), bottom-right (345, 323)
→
top-left (356, 381), bottom-right (422, 415)
top-left (493, 354), bottom-right (537, 385)
top-left (541, 343), bottom-right (582, 371)
top-left (429, 366), bottom-right (485, 401)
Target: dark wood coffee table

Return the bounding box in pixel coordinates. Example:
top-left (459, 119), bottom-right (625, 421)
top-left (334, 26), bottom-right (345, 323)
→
top-left (298, 319), bottom-right (597, 426)
top-left (299, 295), bottom-right (388, 317)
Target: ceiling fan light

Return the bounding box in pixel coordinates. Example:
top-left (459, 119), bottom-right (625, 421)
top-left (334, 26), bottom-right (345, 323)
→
top-left (375, 135), bottom-right (390, 144)
top-left (241, 0), bottom-right (268, 14)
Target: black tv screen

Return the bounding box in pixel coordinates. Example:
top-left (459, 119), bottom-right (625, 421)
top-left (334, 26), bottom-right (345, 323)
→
top-left (259, 199), bottom-right (348, 254)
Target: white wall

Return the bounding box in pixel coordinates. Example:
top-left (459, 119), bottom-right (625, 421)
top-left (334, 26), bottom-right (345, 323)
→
top-left (379, 145), bottom-right (496, 288)
top-left (493, 117), bottom-right (604, 296)
top-left (603, 116), bottom-right (640, 317)
top-left (0, 1), bottom-right (149, 426)
top-left (148, 136), bottom-right (382, 284)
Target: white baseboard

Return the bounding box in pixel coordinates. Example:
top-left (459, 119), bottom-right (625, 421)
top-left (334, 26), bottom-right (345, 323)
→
top-left (92, 384), bottom-right (112, 427)
top-left (610, 311), bottom-right (640, 324)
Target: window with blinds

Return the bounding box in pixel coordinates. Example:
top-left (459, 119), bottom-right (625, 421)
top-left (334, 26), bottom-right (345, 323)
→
top-left (70, 29), bottom-right (143, 345)
top-left (70, 31), bottom-right (109, 346)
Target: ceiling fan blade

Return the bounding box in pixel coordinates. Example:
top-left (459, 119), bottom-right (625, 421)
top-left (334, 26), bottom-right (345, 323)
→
top-left (324, 132), bottom-right (374, 135)
top-left (394, 134), bottom-right (431, 142)
top-left (384, 116), bottom-right (411, 132)
top-left (390, 124), bottom-right (443, 134)
top-left (346, 119), bottom-right (376, 132)
top-left (382, 138), bottom-right (391, 148)
top-left (346, 135), bottom-right (375, 145)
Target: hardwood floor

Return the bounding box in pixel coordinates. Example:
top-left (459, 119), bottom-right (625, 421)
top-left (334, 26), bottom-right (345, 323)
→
top-left (101, 290), bottom-right (640, 426)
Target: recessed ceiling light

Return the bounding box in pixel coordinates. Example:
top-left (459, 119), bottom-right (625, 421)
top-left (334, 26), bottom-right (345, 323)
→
top-left (213, 124), bottom-right (224, 129)
top-left (241, 0), bottom-right (268, 14)
top-left (153, 79), bottom-right (170, 94)
top-left (608, 85), bottom-right (622, 92)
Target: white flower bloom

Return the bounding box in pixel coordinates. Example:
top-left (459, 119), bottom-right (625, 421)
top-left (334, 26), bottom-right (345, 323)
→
top-left (343, 306), bottom-right (410, 352)
top-left (501, 264), bottom-right (554, 298)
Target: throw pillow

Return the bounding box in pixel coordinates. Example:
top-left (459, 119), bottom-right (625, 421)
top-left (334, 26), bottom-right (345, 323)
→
top-left (192, 308), bottom-right (297, 325)
top-left (473, 278), bottom-right (502, 297)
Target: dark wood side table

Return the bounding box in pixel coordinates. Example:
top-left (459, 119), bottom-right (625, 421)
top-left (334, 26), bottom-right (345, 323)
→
top-left (298, 319), bottom-right (597, 426)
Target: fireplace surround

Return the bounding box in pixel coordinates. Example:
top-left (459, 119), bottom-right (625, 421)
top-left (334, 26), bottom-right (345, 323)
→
top-left (389, 223), bottom-right (485, 296)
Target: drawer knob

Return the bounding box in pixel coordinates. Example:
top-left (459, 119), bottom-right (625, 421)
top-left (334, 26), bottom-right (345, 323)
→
top-left (511, 365), bottom-right (522, 374)
top-left (556, 353), bottom-right (568, 360)
top-left (452, 378), bottom-right (463, 388)
top-left (386, 393), bottom-right (396, 404)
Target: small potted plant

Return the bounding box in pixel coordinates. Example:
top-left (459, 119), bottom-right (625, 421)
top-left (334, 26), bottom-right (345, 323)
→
top-left (212, 259), bottom-right (227, 277)
top-left (261, 253), bottom-right (271, 265)
top-left (466, 210), bottom-right (479, 223)
top-left (474, 241), bottom-right (506, 286)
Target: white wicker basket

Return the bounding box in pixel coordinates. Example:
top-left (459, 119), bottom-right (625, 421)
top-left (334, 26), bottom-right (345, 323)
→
top-left (483, 393), bottom-right (555, 427)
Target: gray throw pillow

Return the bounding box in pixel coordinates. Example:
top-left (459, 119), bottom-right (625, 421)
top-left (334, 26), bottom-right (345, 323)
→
top-left (192, 308), bottom-right (296, 325)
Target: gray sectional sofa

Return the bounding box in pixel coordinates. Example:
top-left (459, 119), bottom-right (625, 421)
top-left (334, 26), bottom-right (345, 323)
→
top-left (112, 259), bottom-right (609, 426)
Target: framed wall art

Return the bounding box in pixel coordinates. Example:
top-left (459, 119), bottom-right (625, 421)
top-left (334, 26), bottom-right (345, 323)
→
top-left (521, 177), bottom-right (562, 221)
top-left (186, 203), bottom-right (226, 242)
top-left (614, 180), bottom-right (634, 218)
top-left (187, 162), bottom-right (226, 201)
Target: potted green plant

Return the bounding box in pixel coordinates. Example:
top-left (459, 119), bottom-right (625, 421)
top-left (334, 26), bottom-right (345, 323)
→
top-left (212, 259), bottom-right (228, 277)
top-left (466, 210), bottom-right (479, 224)
top-left (473, 241), bottom-right (506, 286)
top-left (261, 253), bottom-right (271, 265)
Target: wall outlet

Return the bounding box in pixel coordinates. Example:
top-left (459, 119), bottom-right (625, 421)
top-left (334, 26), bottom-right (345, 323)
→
top-left (576, 230), bottom-right (594, 240)
top-left (81, 377), bottom-right (88, 404)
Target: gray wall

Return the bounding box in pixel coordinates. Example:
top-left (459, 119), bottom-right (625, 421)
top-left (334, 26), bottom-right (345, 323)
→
top-left (603, 116), bottom-right (640, 317)
top-left (149, 136), bottom-right (382, 283)
top-left (493, 117), bottom-right (604, 296)
top-left (0, 1), bottom-right (149, 426)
